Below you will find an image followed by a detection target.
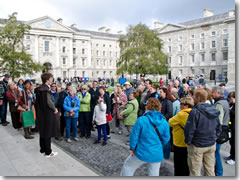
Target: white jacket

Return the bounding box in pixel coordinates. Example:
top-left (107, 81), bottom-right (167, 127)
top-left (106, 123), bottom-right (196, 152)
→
top-left (93, 102), bottom-right (107, 125)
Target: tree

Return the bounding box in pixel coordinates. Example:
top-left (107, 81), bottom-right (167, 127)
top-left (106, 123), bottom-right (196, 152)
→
top-left (117, 23), bottom-right (168, 77)
top-left (0, 12), bottom-right (45, 80)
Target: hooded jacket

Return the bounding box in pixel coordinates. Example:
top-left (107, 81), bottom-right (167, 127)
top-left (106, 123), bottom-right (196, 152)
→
top-left (184, 103), bottom-right (221, 147)
top-left (130, 111), bottom-right (170, 162)
top-left (63, 94), bottom-right (81, 118)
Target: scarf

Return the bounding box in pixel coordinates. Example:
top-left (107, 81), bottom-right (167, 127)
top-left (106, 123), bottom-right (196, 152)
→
top-left (82, 92), bottom-right (87, 99)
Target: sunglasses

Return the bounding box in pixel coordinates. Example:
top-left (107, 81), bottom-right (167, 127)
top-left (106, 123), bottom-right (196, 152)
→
top-left (180, 103), bottom-right (186, 106)
top-left (51, 86), bottom-right (56, 87)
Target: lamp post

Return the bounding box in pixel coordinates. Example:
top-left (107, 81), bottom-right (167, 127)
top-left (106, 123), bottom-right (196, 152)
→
top-left (135, 60), bottom-right (139, 88)
top-left (165, 61), bottom-right (168, 85)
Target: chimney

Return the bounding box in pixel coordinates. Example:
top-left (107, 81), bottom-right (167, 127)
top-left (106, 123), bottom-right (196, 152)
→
top-left (153, 21), bottom-right (164, 29)
top-left (117, 30), bottom-right (123, 34)
top-left (98, 26), bottom-right (106, 32)
top-left (71, 24), bottom-right (77, 28)
top-left (106, 28), bottom-right (111, 33)
top-left (229, 10), bottom-right (235, 17)
top-left (57, 18), bottom-right (63, 23)
top-left (204, 8), bottom-right (214, 17)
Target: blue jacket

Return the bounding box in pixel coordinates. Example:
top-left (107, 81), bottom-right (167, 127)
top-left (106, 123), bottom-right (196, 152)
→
top-left (184, 103), bottom-right (221, 147)
top-left (172, 99), bottom-right (180, 116)
top-left (63, 94), bottom-right (81, 118)
top-left (130, 111), bottom-right (170, 163)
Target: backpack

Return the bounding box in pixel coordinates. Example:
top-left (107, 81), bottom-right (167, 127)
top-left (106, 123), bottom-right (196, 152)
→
top-left (119, 102), bottom-right (135, 118)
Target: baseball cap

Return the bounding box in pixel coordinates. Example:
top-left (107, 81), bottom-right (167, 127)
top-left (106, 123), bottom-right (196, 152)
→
top-left (4, 74), bottom-right (10, 78)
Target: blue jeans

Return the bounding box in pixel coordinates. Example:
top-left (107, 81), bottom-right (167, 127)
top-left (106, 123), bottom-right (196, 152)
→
top-left (215, 143), bottom-right (223, 176)
top-left (0, 101), bottom-right (7, 123)
top-left (97, 124), bottom-right (107, 142)
top-left (120, 155), bottom-right (161, 176)
top-left (65, 117), bottom-right (78, 139)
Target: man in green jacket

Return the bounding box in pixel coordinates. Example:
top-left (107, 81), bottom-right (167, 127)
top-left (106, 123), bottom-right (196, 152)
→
top-left (78, 85), bottom-right (91, 138)
top-left (120, 91), bottom-right (139, 145)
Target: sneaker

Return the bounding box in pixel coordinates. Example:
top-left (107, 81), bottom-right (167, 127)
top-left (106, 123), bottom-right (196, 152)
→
top-left (125, 142), bottom-right (130, 146)
top-left (102, 141), bottom-right (107, 146)
top-left (224, 156), bottom-right (231, 160)
top-left (118, 131), bottom-right (122, 135)
top-left (45, 151), bottom-right (58, 158)
top-left (226, 159), bottom-right (235, 165)
top-left (107, 135), bottom-right (111, 139)
top-left (66, 138), bottom-right (72, 143)
top-left (72, 137), bottom-right (79, 142)
top-left (93, 140), bottom-right (101, 144)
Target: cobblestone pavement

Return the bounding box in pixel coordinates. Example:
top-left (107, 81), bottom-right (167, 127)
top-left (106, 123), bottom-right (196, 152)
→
top-left (53, 133), bottom-right (173, 176)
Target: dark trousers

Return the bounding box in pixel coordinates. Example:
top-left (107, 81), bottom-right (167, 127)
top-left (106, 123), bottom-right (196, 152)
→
top-left (230, 129), bottom-right (235, 160)
top-left (0, 101), bottom-right (7, 123)
top-left (97, 124), bottom-right (107, 142)
top-left (60, 111), bottom-right (66, 136)
top-left (79, 112), bottom-right (91, 136)
top-left (10, 111), bottom-right (22, 129)
top-left (40, 137), bottom-right (52, 155)
top-left (174, 145), bottom-right (189, 176)
top-left (106, 122), bottom-right (110, 135)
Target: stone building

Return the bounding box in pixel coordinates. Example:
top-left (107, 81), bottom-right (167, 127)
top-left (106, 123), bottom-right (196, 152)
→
top-left (155, 9), bottom-right (235, 84)
top-left (1, 16), bottom-right (120, 82)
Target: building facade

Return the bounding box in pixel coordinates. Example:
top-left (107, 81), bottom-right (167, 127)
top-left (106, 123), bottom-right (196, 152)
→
top-left (155, 9), bottom-right (235, 84)
top-left (1, 16), bottom-right (120, 83)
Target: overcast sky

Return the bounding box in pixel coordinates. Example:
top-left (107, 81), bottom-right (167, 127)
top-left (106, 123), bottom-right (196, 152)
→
top-left (0, 0), bottom-right (235, 33)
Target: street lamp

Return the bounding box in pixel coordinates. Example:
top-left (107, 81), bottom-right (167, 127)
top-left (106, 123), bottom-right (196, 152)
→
top-left (135, 60), bottom-right (139, 81)
top-left (165, 61), bottom-right (168, 85)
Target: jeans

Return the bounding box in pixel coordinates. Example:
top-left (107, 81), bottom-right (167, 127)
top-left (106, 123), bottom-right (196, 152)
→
top-left (0, 101), bottom-right (7, 123)
top-left (120, 155), bottom-right (161, 176)
top-left (215, 144), bottom-right (223, 176)
top-left (97, 124), bottom-right (107, 142)
top-left (65, 117), bottom-right (78, 139)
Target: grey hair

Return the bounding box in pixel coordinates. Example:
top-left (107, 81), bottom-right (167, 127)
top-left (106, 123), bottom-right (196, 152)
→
top-left (212, 86), bottom-right (224, 96)
top-left (70, 87), bottom-right (77, 94)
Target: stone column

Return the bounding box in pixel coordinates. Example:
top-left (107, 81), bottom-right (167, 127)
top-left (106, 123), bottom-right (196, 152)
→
top-left (56, 36), bottom-right (60, 68)
top-left (227, 21), bottom-right (235, 85)
top-left (35, 35), bottom-right (39, 62)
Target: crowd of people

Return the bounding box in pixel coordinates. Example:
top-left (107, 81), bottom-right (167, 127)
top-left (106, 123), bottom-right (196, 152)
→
top-left (0, 73), bottom-right (235, 176)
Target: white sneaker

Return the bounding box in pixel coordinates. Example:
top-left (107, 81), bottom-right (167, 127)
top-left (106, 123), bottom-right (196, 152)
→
top-left (45, 151), bottom-right (58, 158)
top-left (226, 159), bottom-right (235, 165)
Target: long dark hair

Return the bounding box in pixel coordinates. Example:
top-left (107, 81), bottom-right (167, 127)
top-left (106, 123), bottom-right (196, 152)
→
top-left (160, 87), bottom-right (174, 102)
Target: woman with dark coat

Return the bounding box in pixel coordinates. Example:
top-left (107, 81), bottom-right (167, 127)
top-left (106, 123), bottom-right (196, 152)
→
top-left (6, 82), bottom-right (22, 129)
top-left (35, 72), bottom-right (58, 158)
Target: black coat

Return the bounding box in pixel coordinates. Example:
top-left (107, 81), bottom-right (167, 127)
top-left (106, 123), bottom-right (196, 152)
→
top-left (57, 89), bottom-right (68, 112)
top-left (35, 84), bottom-right (56, 138)
top-left (229, 103), bottom-right (235, 132)
top-left (89, 88), bottom-right (100, 109)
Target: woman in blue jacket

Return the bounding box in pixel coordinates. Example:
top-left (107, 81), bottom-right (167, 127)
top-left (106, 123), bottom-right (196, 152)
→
top-left (120, 98), bottom-right (170, 176)
top-left (63, 88), bottom-right (80, 143)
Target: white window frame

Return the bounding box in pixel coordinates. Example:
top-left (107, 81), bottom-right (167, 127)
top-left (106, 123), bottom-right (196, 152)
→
top-left (223, 39), bottom-right (228, 47)
top-left (96, 50), bottom-right (99, 56)
top-left (73, 48), bottom-right (76, 54)
top-left (223, 29), bottom-right (228, 34)
top-left (200, 33), bottom-right (205, 38)
top-left (82, 49), bottom-right (85, 55)
top-left (191, 43), bottom-right (194, 50)
top-left (211, 40), bottom-right (216, 48)
top-left (178, 56), bottom-right (183, 65)
top-left (190, 34), bottom-right (195, 39)
top-left (168, 38), bottom-right (171, 42)
top-left (168, 46), bottom-right (171, 53)
top-left (211, 31), bottom-right (216, 36)
top-left (178, 45), bottom-right (182, 51)
top-left (211, 53), bottom-right (216, 61)
top-left (82, 58), bottom-right (85, 66)
top-left (223, 51), bottom-right (228, 61)
top-left (44, 41), bottom-right (50, 52)
top-left (73, 58), bottom-right (76, 65)
top-left (201, 69), bottom-right (205, 74)
top-left (26, 35), bottom-right (30, 40)
top-left (201, 42), bottom-right (205, 49)
top-left (178, 36), bottom-right (183, 41)
top-left (201, 53), bottom-right (205, 62)
top-left (191, 54), bottom-right (195, 63)
top-left (62, 46), bottom-right (66, 53)
top-left (26, 44), bottom-right (31, 51)
top-left (103, 51), bottom-right (106, 56)
top-left (63, 57), bottom-right (66, 65)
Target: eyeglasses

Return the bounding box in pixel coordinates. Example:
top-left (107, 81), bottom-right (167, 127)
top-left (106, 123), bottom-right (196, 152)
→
top-left (51, 86), bottom-right (56, 87)
top-left (180, 103), bottom-right (186, 106)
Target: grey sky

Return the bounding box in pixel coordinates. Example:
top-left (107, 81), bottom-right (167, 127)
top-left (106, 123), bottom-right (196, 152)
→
top-left (0, 0), bottom-right (235, 33)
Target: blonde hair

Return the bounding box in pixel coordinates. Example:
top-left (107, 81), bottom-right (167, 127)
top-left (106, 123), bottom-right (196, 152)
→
top-left (180, 97), bottom-right (194, 108)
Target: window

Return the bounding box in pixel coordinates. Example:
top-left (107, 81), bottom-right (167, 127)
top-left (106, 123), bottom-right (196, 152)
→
top-left (201, 42), bottom-right (205, 49)
top-left (211, 31), bottom-right (216, 36)
top-left (73, 48), bottom-right (76, 54)
top-left (62, 46), bottom-right (66, 53)
top-left (191, 55), bottom-right (195, 63)
top-left (211, 41), bottom-right (216, 48)
top-left (82, 58), bottom-right (85, 66)
top-left (200, 33), bottom-right (205, 38)
top-left (223, 68), bottom-right (227, 77)
top-left (168, 46), bottom-right (171, 53)
top-left (73, 39), bottom-right (76, 43)
top-left (109, 45), bottom-right (112, 48)
top-left (96, 71), bottom-right (99, 77)
top-left (201, 54), bottom-right (205, 62)
top-left (103, 51), bottom-right (106, 56)
top-left (44, 41), bottom-right (50, 52)
top-left (110, 60), bottom-right (112, 66)
top-left (73, 58), bottom-right (76, 65)
top-left (168, 57), bottom-right (171, 64)
top-left (223, 29), bottom-right (228, 34)
top-left (97, 59), bottom-right (99, 66)
top-left (191, 44), bottom-right (195, 50)
top-left (168, 38), bottom-right (171, 42)
top-left (62, 39), bottom-right (65, 42)
top-left (96, 50), bottom-right (99, 56)
top-left (96, 43), bottom-right (99, 47)
top-left (178, 45), bottom-right (182, 51)
top-left (191, 34), bottom-right (195, 39)
top-left (223, 51), bottom-right (228, 60)
top-left (82, 41), bottom-right (85, 44)
top-left (26, 35), bottom-right (30, 40)
top-left (63, 58), bottom-right (66, 65)
top-left (179, 70), bottom-right (183, 76)
top-left (103, 71), bottom-right (106, 78)
top-left (103, 44), bottom-right (105, 47)
top-left (201, 69), bottom-right (205, 74)
top-left (26, 44), bottom-right (30, 51)
top-left (178, 56), bottom-right (183, 65)
top-left (82, 71), bottom-right (85, 77)
top-left (178, 36), bottom-right (182, 41)
top-left (82, 49), bottom-right (85, 55)
top-left (110, 71), bottom-right (112, 77)
top-left (223, 39), bottom-right (228, 47)
top-left (212, 53), bottom-right (216, 61)
top-left (63, 71), bottom-right (67, 78)
top-left (110, 51), bottom-right (112, 57)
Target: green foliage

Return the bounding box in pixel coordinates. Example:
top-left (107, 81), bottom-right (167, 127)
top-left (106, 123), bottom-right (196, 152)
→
top-left (117, 23), bottom-right (168, 77)
top-left (0, 12), bottom-right (45, 80)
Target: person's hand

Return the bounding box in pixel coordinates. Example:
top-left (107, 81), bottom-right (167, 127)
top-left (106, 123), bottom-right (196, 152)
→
top-left (70, 109), bottom-right (74, 113)
top-left (54, 109), bottom-right (58, 114)
top-left (15, 100), bottom-right (18, 103)
top-left (130, 150), bottom-right (134, 156)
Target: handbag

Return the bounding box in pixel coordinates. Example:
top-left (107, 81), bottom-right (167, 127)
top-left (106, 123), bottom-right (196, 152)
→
top-left (216, 125), bottom-right (230, 144)
top-left (22, 110), bottom-right (35, 127)
top-left (106, 112), bottom-right (112, 122)
top-left (17, 105), bottom-right (26, 112)
top-left (66, 111), bottom-right (75, 117)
